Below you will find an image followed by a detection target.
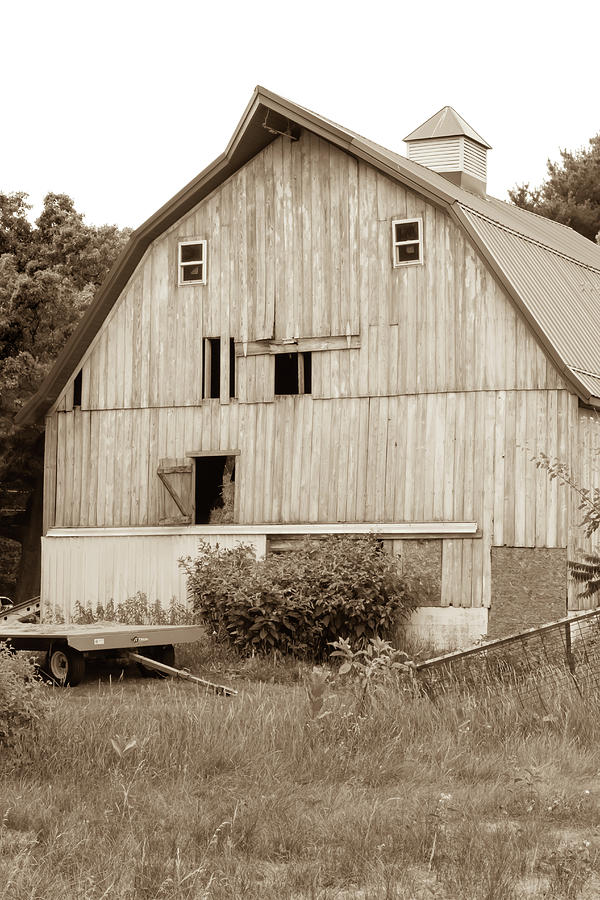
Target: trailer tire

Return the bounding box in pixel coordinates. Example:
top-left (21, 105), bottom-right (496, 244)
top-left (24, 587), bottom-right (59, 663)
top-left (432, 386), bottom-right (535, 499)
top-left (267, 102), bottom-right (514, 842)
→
top-left (137, 644), bottom-right (175, 677)
top-left (46, 645), bottom-right (85, 686)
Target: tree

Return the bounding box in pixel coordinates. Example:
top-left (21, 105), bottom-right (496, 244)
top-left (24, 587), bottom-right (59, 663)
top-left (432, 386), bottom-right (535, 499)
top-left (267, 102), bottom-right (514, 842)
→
top-left (0, 192), bottom-right (131, 599)
top-left (534, 451), bottom-right (600, 600)
top-left (509, 135), bottom-right (600, 243)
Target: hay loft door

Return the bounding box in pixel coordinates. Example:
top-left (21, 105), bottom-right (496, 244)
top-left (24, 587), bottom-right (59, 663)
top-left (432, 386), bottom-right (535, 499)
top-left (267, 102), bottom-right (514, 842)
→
top-left (157, 458), bottom-right (194, 525)
top-left (190, 450), bottom-right (239, 525)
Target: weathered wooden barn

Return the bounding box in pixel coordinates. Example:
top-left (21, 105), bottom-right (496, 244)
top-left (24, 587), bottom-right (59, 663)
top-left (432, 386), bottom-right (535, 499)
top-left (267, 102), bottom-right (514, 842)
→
top-left (17, 88), bottom-right (600, 647)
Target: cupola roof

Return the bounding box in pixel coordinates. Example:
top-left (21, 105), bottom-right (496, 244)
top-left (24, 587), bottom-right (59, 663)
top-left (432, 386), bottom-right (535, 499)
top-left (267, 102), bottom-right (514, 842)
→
top-left (404, 106), bottom-right (491, 149)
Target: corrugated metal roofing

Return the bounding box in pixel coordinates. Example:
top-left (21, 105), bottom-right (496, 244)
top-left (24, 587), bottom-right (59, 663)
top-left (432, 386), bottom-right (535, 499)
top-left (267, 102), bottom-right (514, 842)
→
top-left (460, 207), bottom-right (600, 391)
top-left (403, 106), bottom-right (492, 149)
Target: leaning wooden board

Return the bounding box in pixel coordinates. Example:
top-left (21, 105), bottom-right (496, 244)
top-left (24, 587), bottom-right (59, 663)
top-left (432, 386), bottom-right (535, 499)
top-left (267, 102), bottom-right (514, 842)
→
top-left (0, 622), bottom-right (204, 653)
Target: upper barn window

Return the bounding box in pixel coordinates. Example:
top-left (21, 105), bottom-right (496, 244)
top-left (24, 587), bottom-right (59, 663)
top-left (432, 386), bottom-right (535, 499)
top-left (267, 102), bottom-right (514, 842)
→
top-left (274, 351), bottom-right (312, 395)
top-left (178, 240), bottom-right (207, 285)
top-left (392, 218), bottom-right (422, 266)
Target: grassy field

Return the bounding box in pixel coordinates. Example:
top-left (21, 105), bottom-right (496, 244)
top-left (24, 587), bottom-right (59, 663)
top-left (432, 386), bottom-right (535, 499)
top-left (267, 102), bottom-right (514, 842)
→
top-left (3, 642), bottom-right (600, 899)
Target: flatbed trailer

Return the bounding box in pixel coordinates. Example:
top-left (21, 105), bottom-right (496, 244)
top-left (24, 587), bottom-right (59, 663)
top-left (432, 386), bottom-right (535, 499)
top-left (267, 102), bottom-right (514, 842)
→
top-left (0, 622), bottom-right (236, 694)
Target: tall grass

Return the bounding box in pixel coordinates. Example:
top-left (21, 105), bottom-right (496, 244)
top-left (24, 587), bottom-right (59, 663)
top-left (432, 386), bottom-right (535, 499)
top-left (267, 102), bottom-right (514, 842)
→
top-left (3, 654), bottom-right (600, 898)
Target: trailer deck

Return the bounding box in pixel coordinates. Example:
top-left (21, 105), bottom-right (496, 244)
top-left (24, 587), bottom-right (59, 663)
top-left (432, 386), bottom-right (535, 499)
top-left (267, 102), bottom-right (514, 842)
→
top-left (0, 622), bottom-right (204, 653)
top-left (0, 621), bottom-right (235, 694)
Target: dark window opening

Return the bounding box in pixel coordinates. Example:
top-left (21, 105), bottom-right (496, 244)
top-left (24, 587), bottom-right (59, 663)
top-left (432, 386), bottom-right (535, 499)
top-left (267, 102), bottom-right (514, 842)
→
top-left (194, 455), bottom-right (235, 524)
top-left (229, 338), bottom-right (236, 398)
top-left (180, 243), bottom-right (202, 263)
top-left (394, 221), bottom-right (419, 243)
top-left (202, 338), bottom-right (221, 399)
top-left (302, 351), bottom-right (312, 394)
top-left (274, 351), bottom-right (312, 395)
top-left (275, 353), bottom-right (298, 394)
top-left (73, 370), bottom-right (82, 408)
top-left (396, 243), bottom-right (420, 263)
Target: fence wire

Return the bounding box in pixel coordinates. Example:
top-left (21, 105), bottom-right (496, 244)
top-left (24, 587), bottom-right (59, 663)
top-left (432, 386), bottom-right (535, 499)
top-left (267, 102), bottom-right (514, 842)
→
top-left (414, 608), bottom-right (600, 711)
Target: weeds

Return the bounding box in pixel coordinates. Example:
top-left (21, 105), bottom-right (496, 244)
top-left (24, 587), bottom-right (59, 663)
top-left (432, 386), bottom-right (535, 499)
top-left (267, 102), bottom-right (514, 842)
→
top-left (543, 843), bottom-right (596, 899)
top-left (72, 592), bottom-right (194, 625)
top-left (330, 636), bottom-right (414, 713)
top-left (0, 643), bottom-right (46, 753)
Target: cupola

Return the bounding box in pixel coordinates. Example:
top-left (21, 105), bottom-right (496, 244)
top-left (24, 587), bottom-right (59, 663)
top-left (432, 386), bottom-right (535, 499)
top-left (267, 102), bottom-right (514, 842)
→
top-left (404, 107), bottom-right (491, 197)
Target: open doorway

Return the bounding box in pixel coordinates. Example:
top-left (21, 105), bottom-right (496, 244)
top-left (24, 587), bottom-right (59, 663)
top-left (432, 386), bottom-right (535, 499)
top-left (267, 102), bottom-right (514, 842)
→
top-left (194, 454), bottom-right (236, 524)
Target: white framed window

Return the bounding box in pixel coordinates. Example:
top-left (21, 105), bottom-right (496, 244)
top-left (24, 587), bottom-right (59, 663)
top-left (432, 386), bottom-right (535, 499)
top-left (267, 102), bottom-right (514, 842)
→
top-left (178, 239), bottom-right (207, 285)
top-left (392, 218), bottom-right (423, 267)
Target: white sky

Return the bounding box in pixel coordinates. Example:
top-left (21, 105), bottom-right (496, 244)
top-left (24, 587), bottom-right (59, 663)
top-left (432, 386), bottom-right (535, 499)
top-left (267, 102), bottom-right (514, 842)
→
top-left (3, 0), bottom-right (599, 230)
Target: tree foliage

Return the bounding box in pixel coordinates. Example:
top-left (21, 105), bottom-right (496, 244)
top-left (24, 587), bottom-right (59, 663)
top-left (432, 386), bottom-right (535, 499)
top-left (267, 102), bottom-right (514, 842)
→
top-left (509, 135), bottom-right (600, 243)
top-left (535, 451), bottom-right (600, 599)
top-left (0, 191), bottom-right (131, 597)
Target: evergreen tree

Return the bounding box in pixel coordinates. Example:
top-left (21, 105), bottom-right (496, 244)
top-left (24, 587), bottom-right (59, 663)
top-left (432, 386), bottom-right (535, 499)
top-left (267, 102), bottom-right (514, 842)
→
top-left (509, 135), bottom-right (600, 243)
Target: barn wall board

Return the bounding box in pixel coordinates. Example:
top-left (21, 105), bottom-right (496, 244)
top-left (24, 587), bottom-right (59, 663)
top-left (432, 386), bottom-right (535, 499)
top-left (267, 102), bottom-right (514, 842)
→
top-left (52, 131), bottom-right (568, 414)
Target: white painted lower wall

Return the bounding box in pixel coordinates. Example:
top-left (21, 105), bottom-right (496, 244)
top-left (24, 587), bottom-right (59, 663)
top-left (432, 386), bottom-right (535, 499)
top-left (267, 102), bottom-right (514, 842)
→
top-left (41, 529), bottom-right (267, 621)
top-left (403, 607), bottom-right (489, 651)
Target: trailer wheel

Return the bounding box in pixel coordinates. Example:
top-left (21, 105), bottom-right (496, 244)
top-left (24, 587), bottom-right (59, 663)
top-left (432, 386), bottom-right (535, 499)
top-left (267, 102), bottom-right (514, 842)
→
top-left (46, 645), bottom-right (85, 686)
top-left (137, 644), bottom-right (175, 677)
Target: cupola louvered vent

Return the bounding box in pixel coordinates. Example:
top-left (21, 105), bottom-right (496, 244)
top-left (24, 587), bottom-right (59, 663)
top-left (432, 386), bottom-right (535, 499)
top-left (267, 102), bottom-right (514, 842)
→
top-left (408, 138), bottom-right (461, 171)
top-left (463, 140), bottom-right (487, 181)
top-left (404, 107), bottom-right (491, 197)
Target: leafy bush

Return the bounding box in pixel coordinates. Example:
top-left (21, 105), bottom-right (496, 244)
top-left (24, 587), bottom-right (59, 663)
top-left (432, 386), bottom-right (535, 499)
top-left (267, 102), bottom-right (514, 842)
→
top-left (0, 643), bottom-right (45, 751)
top-left (72, 592), bottom-right (194, 625)
top-left (180, 536), bottom-right (418, 659)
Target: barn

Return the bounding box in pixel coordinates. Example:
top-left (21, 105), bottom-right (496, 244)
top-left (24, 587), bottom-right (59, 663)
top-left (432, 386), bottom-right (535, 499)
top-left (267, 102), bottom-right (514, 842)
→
top-left (16, 87), bottom-right (600, 648)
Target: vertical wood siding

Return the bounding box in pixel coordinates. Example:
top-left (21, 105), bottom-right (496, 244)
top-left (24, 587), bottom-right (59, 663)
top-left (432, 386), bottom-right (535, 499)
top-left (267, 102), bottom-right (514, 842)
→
top-left (56, 132), bottom-right (566, 413)
top-left (47, 389), bottom-right (572, 607)
top-left (44, 130), bottom-right (576, 612)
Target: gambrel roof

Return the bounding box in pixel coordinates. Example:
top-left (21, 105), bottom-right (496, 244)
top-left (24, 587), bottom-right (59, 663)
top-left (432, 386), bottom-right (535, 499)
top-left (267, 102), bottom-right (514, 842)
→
top-left (17, 86), bottom-right (600, 423)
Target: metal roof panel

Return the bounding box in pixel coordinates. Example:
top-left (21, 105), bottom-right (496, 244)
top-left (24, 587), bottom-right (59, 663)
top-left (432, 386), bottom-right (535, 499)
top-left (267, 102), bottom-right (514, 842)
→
top-left (461, 207), bottom-right (600, 379)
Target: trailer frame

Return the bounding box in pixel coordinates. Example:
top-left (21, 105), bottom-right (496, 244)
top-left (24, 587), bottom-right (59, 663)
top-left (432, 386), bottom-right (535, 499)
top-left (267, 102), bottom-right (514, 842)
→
top-left (0, 622), bottom-right (236, 694)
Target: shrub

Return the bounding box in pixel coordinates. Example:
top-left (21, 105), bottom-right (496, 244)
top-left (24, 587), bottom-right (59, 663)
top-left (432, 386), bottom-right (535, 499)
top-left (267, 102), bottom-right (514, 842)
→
top-left (180, 536), bottom-right (418, 659)
top-left (72, 592), bottom-right (194, 625)
top-left (0, 643), bottom-right (45, 751)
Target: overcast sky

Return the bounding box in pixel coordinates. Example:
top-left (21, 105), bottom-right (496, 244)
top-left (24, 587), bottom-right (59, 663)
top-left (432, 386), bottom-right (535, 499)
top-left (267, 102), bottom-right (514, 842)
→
top-left (3, 0), bottom-right (599, 230)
